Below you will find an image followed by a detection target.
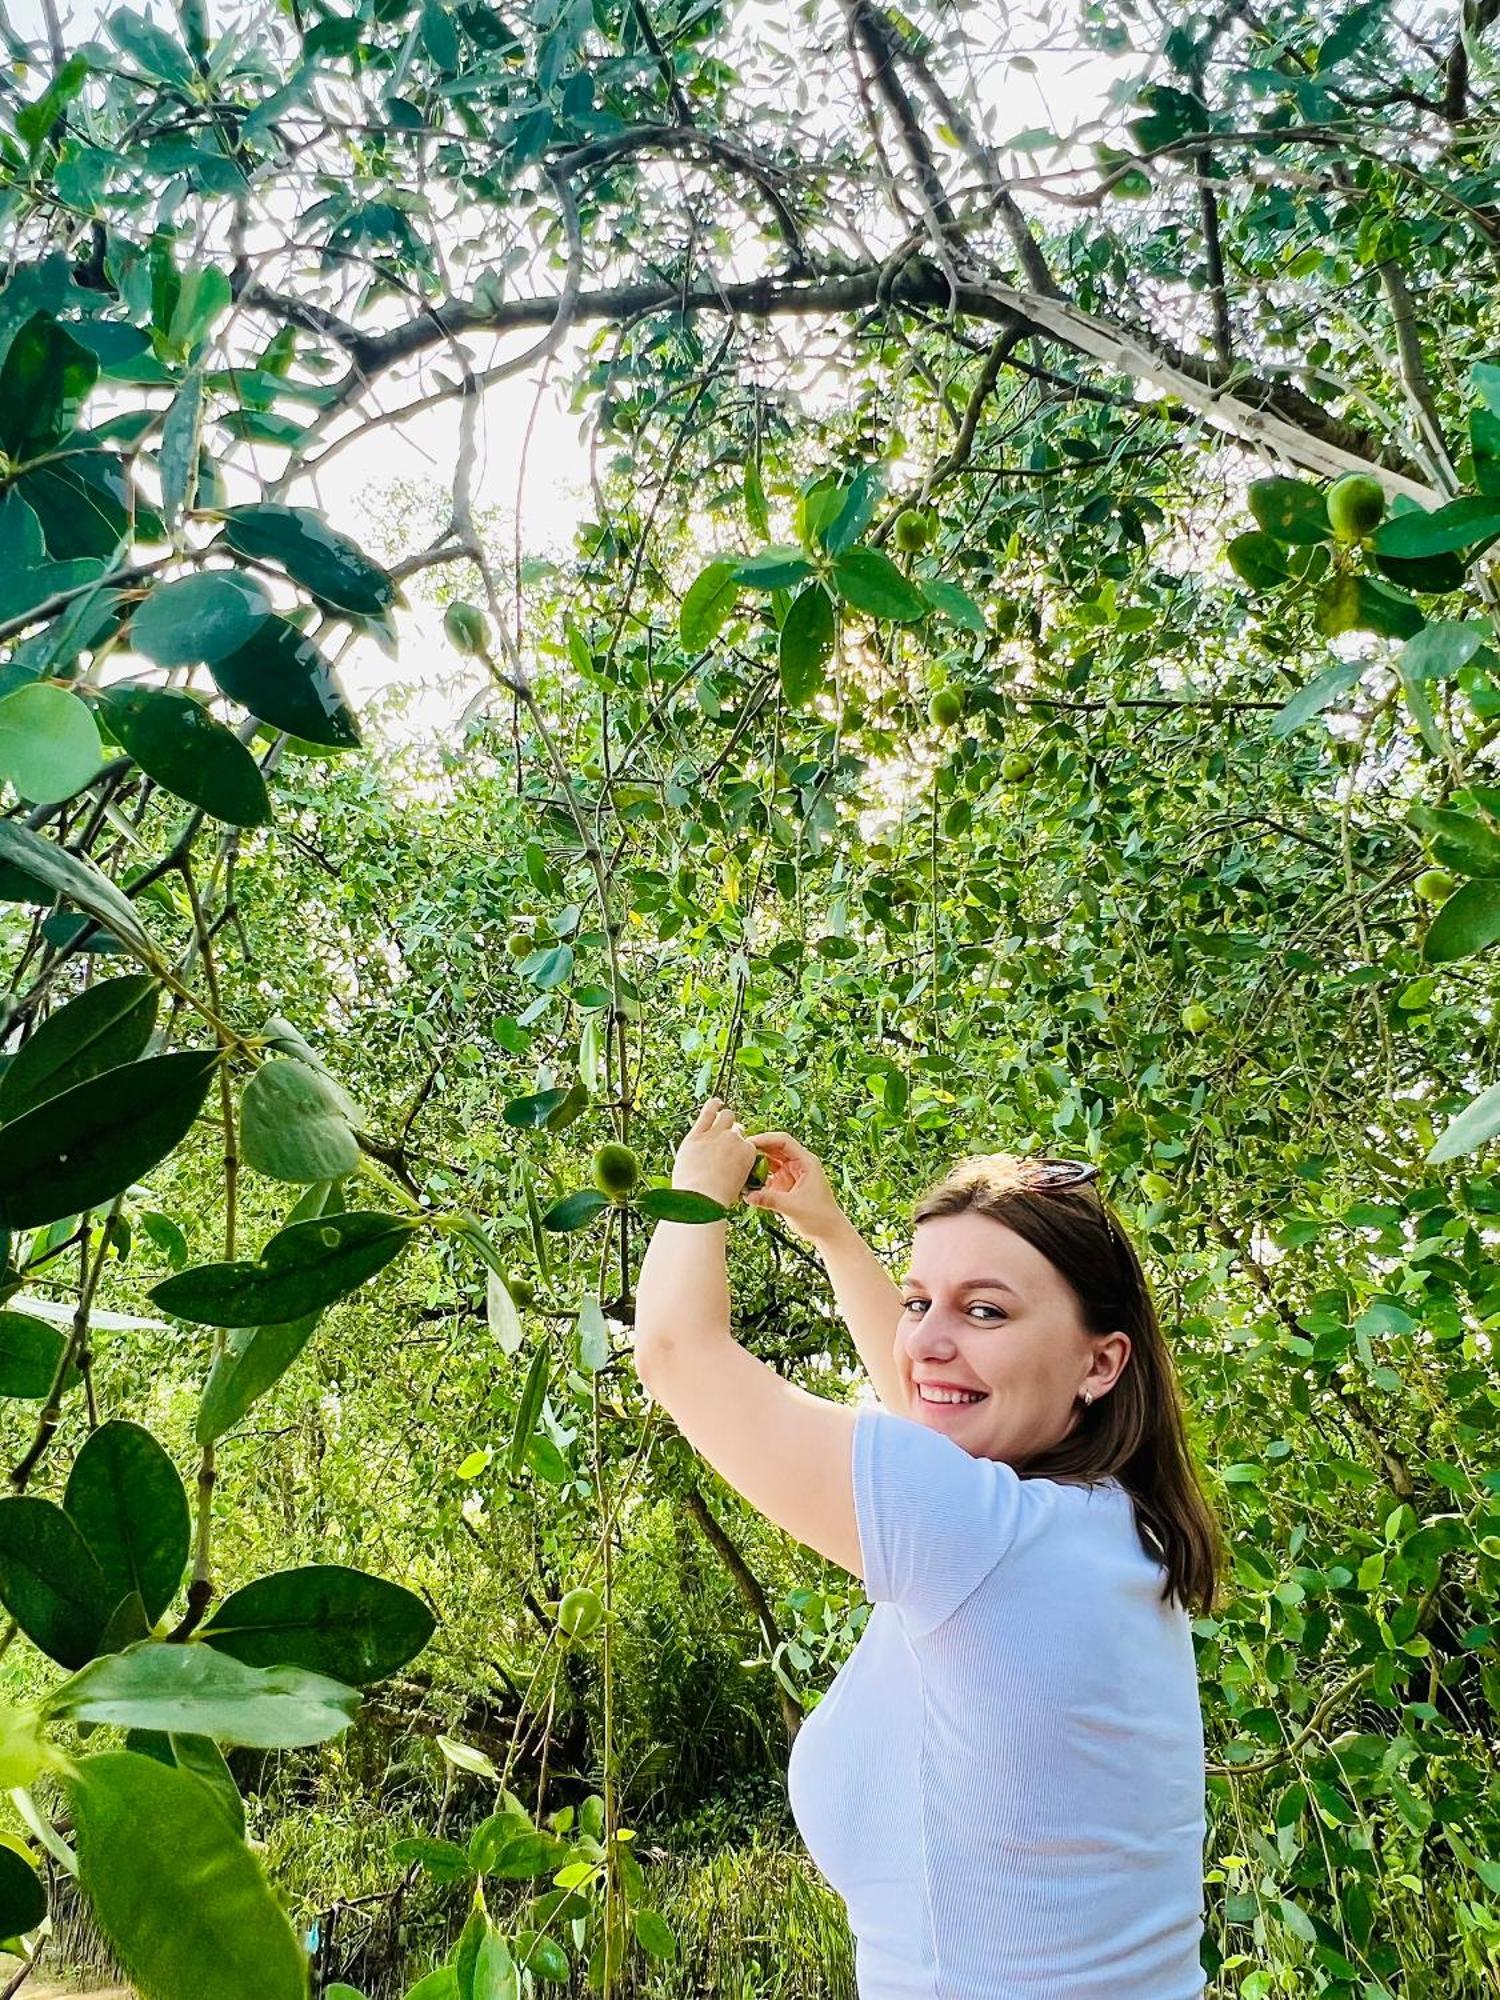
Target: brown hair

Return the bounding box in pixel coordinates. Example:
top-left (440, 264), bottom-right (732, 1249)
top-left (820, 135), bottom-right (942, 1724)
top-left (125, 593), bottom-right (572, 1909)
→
top-left (910, 1154), bottom-right (1225, 1617)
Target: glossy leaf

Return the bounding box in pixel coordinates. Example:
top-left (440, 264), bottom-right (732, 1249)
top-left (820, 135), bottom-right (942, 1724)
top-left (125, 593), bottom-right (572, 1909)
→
top-left (1247, 476), bottom-right (1330, 544)
top-left (831, 547), bottom-right (928, 621)
top-left (196, 1312), bottom-right (322, 1445)
top-left (778, 585), bottom-right (835, 706)
top-left (240, 1057), bottom-right (360, 1181)
top-left (70, 1751), bottom-right (309, 2000)
top-left (0, 1312), bottom-right (82, 1400)
top-left (1372, 496), bottom-right (1500, 559)
top-left (1226, 531), bottom-right (1292, 590)
top-left (0, 683), bottom-right (104, 805)
top-left (0, 821), bottom-right (156, 961)
top-left (0, 1843), bottom-right (46, 1937)
top-left (130, 571), bottom-right (273, 667)
top-left (0, 1048), bottom-right (218, 1231)
top-left (1407, 804), bottom-right (1500, 878)
top-left (208, 615), bottom-right (361, 747)
top-left (201, 1563), bottom-right (435, 1683)
top-left (63, 1420), bottom-right (190, 1626)
top-left (50, 1639), bottom-right (361, 1746)
top-left (1427, 1080), bottom-right (1500, 1163)
top-left (0, 313), bottom-right (97, 459)
top-left (0, 973), bottom-right (158, 1121)
top-left (98, 684), bottom-right (270, 827)
top-left (678, 560), bottom-right (740, 650)
top-left (0, 1495), bottom-right (115, 1668)
top-left (150, 1210), bottom-right (420, 1326)
top-left (222, 503), bottom-right (396, 615)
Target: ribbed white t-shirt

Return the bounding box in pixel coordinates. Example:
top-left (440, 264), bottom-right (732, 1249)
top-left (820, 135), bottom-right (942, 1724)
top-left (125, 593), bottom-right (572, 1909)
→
top-left (786, 1405), bottom-right (1207, 1999)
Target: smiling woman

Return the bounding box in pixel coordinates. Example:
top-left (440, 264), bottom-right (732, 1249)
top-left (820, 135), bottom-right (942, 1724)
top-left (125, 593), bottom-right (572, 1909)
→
top-left (634, 1113), bottom-right (1226, 2000)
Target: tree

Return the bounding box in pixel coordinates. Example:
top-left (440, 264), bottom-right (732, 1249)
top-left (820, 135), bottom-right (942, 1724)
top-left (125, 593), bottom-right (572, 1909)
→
top-left (2, 0), bottom-right (1500, 1992)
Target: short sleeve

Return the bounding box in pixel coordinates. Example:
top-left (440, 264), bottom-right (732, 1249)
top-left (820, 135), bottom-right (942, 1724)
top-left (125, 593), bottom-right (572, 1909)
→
top-left (852, 1406), bottom-right (1026, 1639)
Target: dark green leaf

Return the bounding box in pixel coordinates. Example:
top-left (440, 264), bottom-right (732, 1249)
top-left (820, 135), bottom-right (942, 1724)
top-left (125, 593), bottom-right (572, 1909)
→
top-left (131, 572), bottom-right (273, 667)
top-left (540, 1189), bottom-right (609, 1230)
top-left (778, 586), bottom-right (834, 706)
top-left (678, 560), bottom-right (740, 650)
top-left (831, 547), bottom-right (928, 621)
top-left (196, 1312), bottom-right (322, 1445)
top-left (98, 685), bottom-right (270, 827)
top-left (208, 615), bottom-right (361, 747)
top-left (421, 0), bottom-right (461, 68)
top-left (0, 314), bottom-right (98, 459)
top-left (70, 1750), bottom-right (309, 2000)
top-left (1407, 803), bottom-right (1500, 878)
top-left (17, 52), bottom-right (91, 155)
top-left (1247, 477), bottom-right (1330, 544)
top-left (64, 1420), bottom-right (189, 1627)
top-left (392, 1836), bottom-right (473, 1881)
top-left (0, 1844), bottom-right (46, 1937)
top-left (508, 1344), bottom-right (549, 1476)
top-left (1226, 531), bottom-right (1292, 590)
top-left (633, 1908), bottom-right (677, 1960)
top-left (733, 547), bottom-right (812, 591)
top-left (0, 1312), bottom-right (82, 1400)
top-left (0, 1495), bottom-right (115, 1668)
top-left (149, 1210), bottom-right (420, 1326)
top-left (51, 1639), bottom-right (361, 1746)
top-left (0, 821), bottom-right (157, 961)
top-left (635, 1187), bottom-right (731, 1221)
top-left (0, 975), bottom-right (159, 1121)
top-left (222, 504), bottom-right (396, 616)
top-left (823, 468), bottom-right (877, 555)
top-left (1372, 496), bottom-right (1500, 559)
top-left (1373, 548), bottom-right (1467, 594)
top-left (201, 1564), bottom-right (435, 1684)
top-left (485, 1830), bottom-right (567, 1879)
top-left (1422, 879), bottom-right (1500, 963)
top-left (0, 1049), bottom-right (217, 1231)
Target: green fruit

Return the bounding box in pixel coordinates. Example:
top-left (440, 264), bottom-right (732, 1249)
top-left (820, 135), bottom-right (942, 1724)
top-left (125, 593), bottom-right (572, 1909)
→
top-left (1000, 750), bottom-right (1034, 782)
top-left (744, 1152), bottom-right (771, 1191)
top-left (592, 1142), bottom-right (641, 1198)
top-left (893, 507), bottom-right (933, 554)
top-left (1326, 473), bottom-right (1386, 543)
top-left (505, 932), bottom-right (534, 959)
top-left (581, 760), bottom-right (605, 782)
top-left (443, 600), bottom-right (489, 654)
top-left (1180, 1002), bottom-right (1214, 1034)
top-left (1415, 867), bottom-right (1457, 905)
top-left (506, 1270), bottom-right (536, 1309)
top-left (557, 1586), bottom-right (604, 1640)
top-left (929, 687), bottom-right (964, 729)
top-left (1139, 1171), bottom-right (1172, 1204)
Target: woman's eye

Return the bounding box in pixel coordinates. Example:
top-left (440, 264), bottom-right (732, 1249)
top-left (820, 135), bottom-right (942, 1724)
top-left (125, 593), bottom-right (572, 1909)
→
top-left (902, 1300), bottom-right (1004, 1321)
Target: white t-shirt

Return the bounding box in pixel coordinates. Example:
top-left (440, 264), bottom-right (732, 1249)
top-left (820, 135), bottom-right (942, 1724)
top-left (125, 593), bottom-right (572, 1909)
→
top-left (786, 1405), bottom-right (1207, 1999)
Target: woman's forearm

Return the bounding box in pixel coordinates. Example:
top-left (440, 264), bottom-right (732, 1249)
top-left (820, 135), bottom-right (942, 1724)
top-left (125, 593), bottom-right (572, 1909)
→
top-left (634, 1216), bottom-right (732, 1361)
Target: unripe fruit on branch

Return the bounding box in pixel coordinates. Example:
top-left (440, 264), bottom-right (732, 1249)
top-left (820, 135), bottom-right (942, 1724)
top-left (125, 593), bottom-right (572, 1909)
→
top-left (893, 506), bottom-right (934, 553)
top-left (557, 1586), bottom-right (605, 1640)
top-left (744, 1152), bottom-right (772, 1191)
top-left (443, 600), bottom-right (489, 654)
top-left (1000, 750), bottom-right (1034, 781)
top-left (1326, 474), bottom-right (1385, 542)
top-left (592, 1142), bottom-right (641, 1198)
top-left (1180, 1002), bottom-right (1214, 1034)
top-left (929, 687), bottom-right (964, 728)
top-left (1414, 867), bottom-right (1456, 904)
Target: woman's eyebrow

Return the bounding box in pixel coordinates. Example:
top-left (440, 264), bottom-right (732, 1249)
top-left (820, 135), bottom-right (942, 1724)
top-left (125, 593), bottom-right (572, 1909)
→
top-left (899, 1275), bottom-right (1022, 1301)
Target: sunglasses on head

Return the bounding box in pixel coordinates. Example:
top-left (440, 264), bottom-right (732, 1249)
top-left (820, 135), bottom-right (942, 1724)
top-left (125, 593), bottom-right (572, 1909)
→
top-left (1014, 1158), bottom-right (1121, 1252)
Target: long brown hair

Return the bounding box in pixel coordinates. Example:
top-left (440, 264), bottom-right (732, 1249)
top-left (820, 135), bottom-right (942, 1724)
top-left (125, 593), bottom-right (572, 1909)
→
top-left (910, 1154), bottom-right (1225, 1617)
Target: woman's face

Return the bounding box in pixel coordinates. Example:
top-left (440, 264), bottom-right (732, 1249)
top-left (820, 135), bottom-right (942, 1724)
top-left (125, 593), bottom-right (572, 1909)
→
top-left (893, 1211), bottom-right (1130, 1465)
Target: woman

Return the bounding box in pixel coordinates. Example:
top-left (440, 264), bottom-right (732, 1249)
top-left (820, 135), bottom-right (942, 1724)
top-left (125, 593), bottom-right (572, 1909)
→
top-left (634, 1097), bottom-right (1224, 2000)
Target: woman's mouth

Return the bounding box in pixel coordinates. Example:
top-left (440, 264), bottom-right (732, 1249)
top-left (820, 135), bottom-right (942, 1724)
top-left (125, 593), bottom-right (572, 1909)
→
top-left (915, 1384), bottom-right (988, 1409)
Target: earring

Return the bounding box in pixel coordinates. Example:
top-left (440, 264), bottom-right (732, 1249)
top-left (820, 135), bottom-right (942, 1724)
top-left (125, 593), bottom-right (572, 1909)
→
top-left (1082, 1390), bottom-right (1094, 1406)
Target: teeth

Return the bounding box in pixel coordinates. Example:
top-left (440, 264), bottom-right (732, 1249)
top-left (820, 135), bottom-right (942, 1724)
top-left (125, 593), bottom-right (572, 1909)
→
top-left (918, 1385), bottom-right (985, 1405)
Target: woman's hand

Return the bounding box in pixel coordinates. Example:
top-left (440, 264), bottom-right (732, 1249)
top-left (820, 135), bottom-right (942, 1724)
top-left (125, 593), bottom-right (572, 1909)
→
top-left (738, 1128), bottom-right (846, 1246)
top-left (672, 1097), bottom-right (759, 1209)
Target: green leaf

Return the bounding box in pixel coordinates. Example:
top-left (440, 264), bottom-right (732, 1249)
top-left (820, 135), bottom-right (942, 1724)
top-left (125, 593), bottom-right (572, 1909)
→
top-left (508, 1344), bottom-right (549, 1477)
top-left (222, 504), bottom-right (396, 616)
top-left (1421, 879), bottom-right (1500, 963)
top-left (633, 1908), bottom-right (677, 1960)
top-left (240, 1058), bottom-right (359, 1182)
top-left (0, 1049), bottom-right (218, 1231)
top-left (513, 1931), bottom-right (569, 1982)
top-left (403, 1973), bottom-right (458, 2000)
top-left (733, 547), bottom-right (812, 591)
top-left (0, 975), bottom-right (159, 1121)
top-left (106, 7), bottom-right (197, 85)
top-left (0, 683), bottom-right (104, 806)
top-left (201, 1564), bottom-right (435, 1684)
top-left (1226, 531), bottom-right (1292, 591)
top-left (920, 576), bottom-right (986, 632)
top-left (196, 1312), bottom-right (322, 1445)
top-left (1247, 476), bottom-right (1330, 544)
top-left (1427, 1079), bottom-right (1500, 1163)
top-left (70, 1750), bottom-right (309, 2000)
top-left (0, 1495), bottom-right (115, 1668)
top-left (130, 572), bottom-right (273, 667)
top-left (540, 1189), bottom-right (609, 1230)
top-left (635, 1187), bottom-right (730, 1221)
top-left (0, 1312), bottom-right (82, 1400)
top-left (1471, 361), bottom-right (1500, 419)
top-left (0, 314), bottom-right (98, 460)
top-left (420, 0), bottom-right (461, 68)
top-left (98, 685), bottom-right (270, 827)
top-left (1372, 496), bottom-right (1500, 559)
top-left (17, 51), bottom-right (91, 156)
top-left (743, 459), bottom-right (769, 538)
top-left (0, 821), bottom-right (157, 962)
top-left (125, 1729), bottom-right (246, 1836)
top-left (678, 560), bottom-right (740, 650)
top-left (575, 1296), bottom-right (609, 1372)
top-left (150, 1210), bottom-right (420, 1327)
top-left (158, 369), bottom-right (204, 532)
top-left (392, 1836), bottom-right (473, 1882)
top-left (0, 1843), bottom-right (46, 1937)
top-left (208, 615), bottom-right (361, 748)
top-left (168, 268), bottom-right (231, 354)
top-left (49, 1640), bottom-right (361, 1747)
top-left (778, 585), bottom-right (835, 706)
top-left (484, 1831), bottom-right (567, 1880)
top-left (831, 547), bottom-right (929, 622)
top-left (823, 468), bottom-right (877, 555)
top-left (0, 489), bottom-right (104, 625)
top-left (1407, 804), bottom-right (1500, 878)
top-left (1398, 619), bottom-right (1488, 681)
top-left (1471, 406), bottom-right (1500, 496)
top-left (64, 1420), bottom-right (189, 1627)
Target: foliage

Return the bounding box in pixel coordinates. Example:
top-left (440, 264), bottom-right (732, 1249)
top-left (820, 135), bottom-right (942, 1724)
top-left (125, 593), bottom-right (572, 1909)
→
top-left (2, 0), bottom-right (1500, 1994)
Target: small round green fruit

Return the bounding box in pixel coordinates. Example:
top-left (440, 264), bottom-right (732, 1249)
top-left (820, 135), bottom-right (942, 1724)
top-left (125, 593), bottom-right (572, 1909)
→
top-left (557, 1586), bottom-right (605, 1640)
top-left (506, 1270), bottom-right (536, 1309)
top-left (443, 600), bottom-right (489, 655)
top-left (1000, 750), bottom-right (1034, 782)
top-left (744, 1152), bottom-right (772, 1191)
top-left (1180, 1002), bottom-right (1214, 1035)
top-left (893, 507), bottom-right (933, 554)
top-left (592, 1142), bottom-right (641, 1199)
top-left (1139, 1171), bottom-right (1173, 1204)
top-left (505, 932), bottom-right (534, 959)
top-left (929, 687), bottom-right (964, 728)
top-left (1415, 867), bottom-right (1456, 905)
top-left (1326, 473), bottom-right (1386, 543)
